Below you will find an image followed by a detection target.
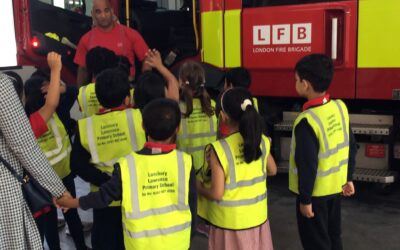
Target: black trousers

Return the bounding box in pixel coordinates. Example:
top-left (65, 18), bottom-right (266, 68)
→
top-left (36, 174), bottom-right (87, 250)
top-left (296, 195), bottom-right (342, 250)
top-left (92, 207), bottom-right (124, 250)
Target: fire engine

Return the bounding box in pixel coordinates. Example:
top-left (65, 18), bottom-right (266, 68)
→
top-left (6, 0), bottom-right (400, 184)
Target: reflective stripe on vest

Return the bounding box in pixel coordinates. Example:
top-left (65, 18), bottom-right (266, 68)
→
top-left (78, 83), bottom-right (100, 118)
top-left (79, 108), bottom-right (146, 206)
top-left (86, 109), bottom-right (139, 166)
top-left (123, 222), bottom-right (191, 239)
top-left (197, 133), bottom-right (269, 230)
top-left (120, 150), bottom-right (192, 249)
top-left (124, 152), bottom-right (189, 220)
top-left (179, 117), bottom-right (216, 140)
top-left (177, 99), bottom-right (217, 170)
top-left (219, 138), bottom-right (267, 191)
top-left (289, 100), bottom-right (350, 196)
top-left (43, 118), bottom-right (64, 158)
top-left (291, 100), bottom-right (349, 175)
top-left (37, 114), bottom-right (71, 178)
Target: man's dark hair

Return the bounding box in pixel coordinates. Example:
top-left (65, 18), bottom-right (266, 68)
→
top-left (86, 46), bottom-right (117, 77)
top-left (225, 67), bottom-right (251, 89)
top-left (95, 68), bottom-right (130, 108)
top-left (142, 98), bottom-right (181, 141)
top-left (295, 54), bottom-right (334, 93)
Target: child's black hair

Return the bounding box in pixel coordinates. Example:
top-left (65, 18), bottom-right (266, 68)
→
top-left (134, 71), bottom-right (167, 110)
top-left (31, 68), bottom-right (50, 81)
top-left (142, 98), bottom-right (181, 141)
top-left (116, 55), bottom-right (132, 76)
top-left (95, 68), bottom-right (130, 109)
top-left (179, 61), bottom-right (214, 117)
top-left (86, 46), bottom-right (117, 77)
top-left (295, 53), bottom-right (334, 93)
top-left (24, 77), bottom-right (47, 116)
top-left (3, 71), bottom-right (23, 100)
top-left (221, 87), bottom-right (263, 163)
top-left (225, 67), bottom-right (251, 89)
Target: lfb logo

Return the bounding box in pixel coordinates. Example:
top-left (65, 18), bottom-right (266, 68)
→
top-left (253, 23), bottom-right (312, 45)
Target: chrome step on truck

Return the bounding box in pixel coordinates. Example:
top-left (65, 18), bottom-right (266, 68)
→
top-left (273, 112), bottom-right (397, 184)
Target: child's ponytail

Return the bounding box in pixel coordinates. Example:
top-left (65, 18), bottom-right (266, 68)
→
top-left (239, 101), bottom-right (263, 163)
top-left (221, 88), bottom-right (263, 163)
top-left (199, 86), bottom-right (214, 117)
top-left (180, 82), bottom-right (193, 117)
top-left (179, 61), bottom-right (214, 117)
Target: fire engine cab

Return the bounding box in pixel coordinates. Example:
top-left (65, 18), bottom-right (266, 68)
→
top-left (6, 0), bottom-right (400, 183)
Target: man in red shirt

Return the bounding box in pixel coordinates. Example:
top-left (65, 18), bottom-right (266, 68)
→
top-left (74, 0), bottom-right (149, 85)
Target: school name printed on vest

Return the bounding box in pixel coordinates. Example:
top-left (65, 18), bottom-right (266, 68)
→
top-left (142, 171), bottom-right (175, 196)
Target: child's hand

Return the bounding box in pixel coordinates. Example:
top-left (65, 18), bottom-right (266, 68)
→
top-left (144, 49), bottom-right (162, 69)
top-left (342, 181), bottom-right (355, 196)
top-left (47, 52), bottom-right (62, 72)
top-left (196, 178), bottom-right (204, 191)
top-left (299, 203), bottom-right (314, 218)
top-left (55, 192), bottom-right (79, 211)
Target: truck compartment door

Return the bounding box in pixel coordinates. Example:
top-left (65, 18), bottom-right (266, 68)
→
top-left (242, 1), bottom-right (357, 98)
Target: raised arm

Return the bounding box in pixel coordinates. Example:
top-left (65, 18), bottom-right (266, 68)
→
top-left (0, 74), bottom-right (66, 197)
top-left (38, 52), bottom-right (62, 122)
top-left (144, 49), bottom-right (179, 102)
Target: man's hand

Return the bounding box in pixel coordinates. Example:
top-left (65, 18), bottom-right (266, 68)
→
top-left (342, 181), bottom-right (355, 197)
top-left (47, 52), bottom-right (62, 72)
top-left (300, 203), bottom-right (314, 218)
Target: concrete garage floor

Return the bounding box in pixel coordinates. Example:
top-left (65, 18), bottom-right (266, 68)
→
top-left (47, 175), bottom-right (400, 250)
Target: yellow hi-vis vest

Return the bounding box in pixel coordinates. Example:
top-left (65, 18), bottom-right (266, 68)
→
top-left (37, 113), bottom-right (72, 179)
top-left (120, 150), bottom-right (192, 250)
top-left (79, 108), bottom-right (146, 206)
top-left (177, 98), bottom-right (217, 171)
top-left (78, 83), bottom-right (135, 118)
top-left (289, 100), bottom-right (350, 196)
top-left (78, 83), bottom-right (100, 118)
top-left (197, 133), bottom-right (270, 230)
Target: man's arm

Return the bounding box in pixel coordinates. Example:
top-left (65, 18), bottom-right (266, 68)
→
top-left (74, 33), bottom-right (89, 86)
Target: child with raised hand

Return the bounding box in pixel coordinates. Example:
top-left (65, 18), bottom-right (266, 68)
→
top-left (57, 98), bottom-right (196, 250)
top-left (133, 49), bottom-right (179, 110)
top-left (197, 87), bottom-right (277, 250)
top-left (176, 61), bottom-right (217, 171)
top-left (142, 48), bottom-right (179, 101)
top-left (24, 52), bottom-right (87, 250)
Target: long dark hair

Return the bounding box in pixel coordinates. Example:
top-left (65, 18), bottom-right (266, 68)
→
top-left (221, 88), bottom-right (263, 163)
top-left (24, 77), bottom-right (47, 116)
top-left (178, 61), bottom-right (214, 117)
